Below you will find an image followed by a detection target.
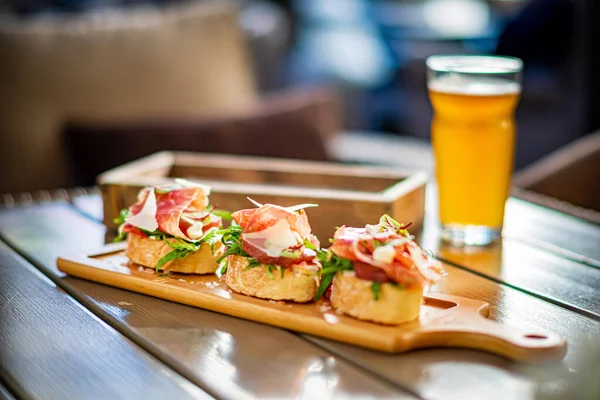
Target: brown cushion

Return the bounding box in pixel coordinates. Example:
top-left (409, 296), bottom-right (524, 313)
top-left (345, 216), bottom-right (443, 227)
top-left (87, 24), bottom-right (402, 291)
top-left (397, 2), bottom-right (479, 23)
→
top-left (0, 2), bottom-right (257, 193)
top-left (64, 87), bottom-right (340, 186)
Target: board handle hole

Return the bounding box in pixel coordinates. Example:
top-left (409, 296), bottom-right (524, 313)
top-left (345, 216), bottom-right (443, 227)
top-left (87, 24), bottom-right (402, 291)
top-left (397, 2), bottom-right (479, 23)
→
top-left (524, 334), bottom-right (547, 340)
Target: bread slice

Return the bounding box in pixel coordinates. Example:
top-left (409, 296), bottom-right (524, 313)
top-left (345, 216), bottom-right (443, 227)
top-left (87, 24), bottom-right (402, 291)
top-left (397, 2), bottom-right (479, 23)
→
top-left (225, 254), bottom-right (319, 302)
top-left (126, 233), bottom-right (224, 274)
top-left (330, 272), bottom-right (423, 325)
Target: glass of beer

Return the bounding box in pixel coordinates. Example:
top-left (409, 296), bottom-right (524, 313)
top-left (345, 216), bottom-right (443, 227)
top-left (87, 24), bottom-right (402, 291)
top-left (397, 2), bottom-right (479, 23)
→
top-left (426, 55), bottom-right (522, 246)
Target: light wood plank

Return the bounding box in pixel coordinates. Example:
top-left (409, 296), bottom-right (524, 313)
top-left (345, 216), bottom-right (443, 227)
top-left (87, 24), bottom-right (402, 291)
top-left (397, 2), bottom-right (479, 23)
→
top-left (505, 198), bottom-right (600, 266)
top-left (64, 276), bottom-right (413, 399)
top-left (420, 184), bottom-right (600, 268)
top-left (1, 202), bottom-right (592, 399)
top-left (304, 262), bottom-right (600, 400)
top-left (0, 203), bottom-right (413, 399)
top-left (0, 240), bottom-right (209, 400)
top-left (0, 202), bottom-right (107, 274)
top-left (418, 187), bottom-right (600, 318)
top-left (419, 235), bottom-right (600, 320)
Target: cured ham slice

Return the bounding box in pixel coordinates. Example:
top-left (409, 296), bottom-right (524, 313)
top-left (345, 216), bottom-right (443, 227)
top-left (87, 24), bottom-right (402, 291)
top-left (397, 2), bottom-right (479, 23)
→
top-left (330, 221), bottom-right (442, 288)
top-left (231, 203), bottom-right (319, 266)
top-left (122, 183), bottom-right (220, 241)
top-left (121, 224), bottom-right (147, 238)
top-left (353, 262), bottom-right (391, 283)
top-left (233, 204), bottom-right (312, 238)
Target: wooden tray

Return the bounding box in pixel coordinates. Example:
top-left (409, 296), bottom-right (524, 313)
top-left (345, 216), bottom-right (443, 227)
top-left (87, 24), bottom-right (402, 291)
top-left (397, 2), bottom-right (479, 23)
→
top-left (98, 151), bottom-right (428, 242)
top-left (57, 243), bottom-right (567, 363)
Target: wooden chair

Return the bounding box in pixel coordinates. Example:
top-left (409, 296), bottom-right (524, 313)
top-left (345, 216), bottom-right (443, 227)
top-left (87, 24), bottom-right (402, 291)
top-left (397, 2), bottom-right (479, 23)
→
top-left (64, 87), bottom-right (340, 186)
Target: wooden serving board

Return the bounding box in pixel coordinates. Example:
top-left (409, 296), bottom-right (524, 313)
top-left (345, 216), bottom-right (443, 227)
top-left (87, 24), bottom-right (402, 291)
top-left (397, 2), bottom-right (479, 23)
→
top-left (57, 243), bottom-right (567, 363)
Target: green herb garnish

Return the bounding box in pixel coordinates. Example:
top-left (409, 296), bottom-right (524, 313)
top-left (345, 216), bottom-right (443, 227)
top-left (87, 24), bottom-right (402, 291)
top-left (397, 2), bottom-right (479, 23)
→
top-left (216, 258), bottom-right (229, 277)
top-left (371, 282), bottom-right (382, 300)
top-left (114, 208), bottom-right (130, 225)
top-left (156, 248), bottom-right (192, 271)
top-left (216, 222), bottom-right (250, 264)
top-left (243, 258), bottom-right (261, 271)
top-left (378, 214), bottom-right (412, 237)
top-left (113, 228), bottom-right (128, 243)
top-left (154, 232), bottom-right (220, 274)
top-left (265, 265), bottom-right (275, 280)
top-left (308, 239), bottom-right (354, 301)
top-left (112, 209), bottom-right (131, 242)
top-left (309, 238), bottom-right (386, 301)
top-left (113, 207), bottom-right (220, 271)
top-left (216, 222), bottom-right (285, 280)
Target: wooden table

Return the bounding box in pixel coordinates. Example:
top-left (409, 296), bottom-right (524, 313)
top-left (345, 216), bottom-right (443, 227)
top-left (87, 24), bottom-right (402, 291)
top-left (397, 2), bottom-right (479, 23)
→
top-left (1, 187), bottom-right (599, 400)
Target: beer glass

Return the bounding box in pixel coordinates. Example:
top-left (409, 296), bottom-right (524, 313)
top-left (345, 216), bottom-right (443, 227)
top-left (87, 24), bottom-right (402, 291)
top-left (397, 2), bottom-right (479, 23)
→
top-left (426, 55), bottom-right (522, 246)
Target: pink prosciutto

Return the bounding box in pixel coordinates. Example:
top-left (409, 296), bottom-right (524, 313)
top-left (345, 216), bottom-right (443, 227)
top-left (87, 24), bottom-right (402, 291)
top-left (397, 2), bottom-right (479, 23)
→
top-left (330, 225), bottom-right (442, 289)
top-left (232, 204), bottom-right (320, 266)
top-left (123, 186), bottom-right (221, 240)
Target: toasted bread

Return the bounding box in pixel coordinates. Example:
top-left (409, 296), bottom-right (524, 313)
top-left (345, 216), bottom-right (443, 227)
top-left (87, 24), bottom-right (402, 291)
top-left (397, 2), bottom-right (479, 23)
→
top-left (126, 233), bottom-right (224, 274)
top-left (330, 272), bottom-right (423, 324)
top-left (225, 254), bottom-right (319, 302)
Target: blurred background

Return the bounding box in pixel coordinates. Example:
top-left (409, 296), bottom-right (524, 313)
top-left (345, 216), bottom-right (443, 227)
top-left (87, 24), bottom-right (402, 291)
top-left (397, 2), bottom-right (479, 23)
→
top-left (1, 0), bottom-right (598, 215)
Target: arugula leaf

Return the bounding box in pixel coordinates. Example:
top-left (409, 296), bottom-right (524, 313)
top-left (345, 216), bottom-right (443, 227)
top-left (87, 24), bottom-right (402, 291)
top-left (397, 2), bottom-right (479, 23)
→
top-left (147, 228), bottom-right (220, 273)
top-left (371, 282), bottom-right (382, 301)
top-left (280, 266), bottom-right (285, 279)
top-left (216, 222), bottom-right (250, 264)
top-left (313, 247), bottom-right (353, 301)
top-left (156, 248), bottom-right (193, 273)
top-left (200, 229), bottom-right (217, 242)
top-left (265, 264), bottom-right (275, 280)
top-left (248, 258), bottom-right (261, 267)
top-left (114, 208), bottom-right (130, 225)
top-left (314, 271), bottom-right (334, 301)
top-left (113, 209), bottom-right (131, 242)
top-left (216, 258), bottom-right (229, 277)
top-left (217, 246), bottom-right (247, 265)
top-left (240, 258), bottom-right (277, 281)
top-left (165, 238), bottom-right (199, 252)
top-left (243, 258), bottom-right (261, 271)
top-left (113, 227), bottom-right (128, 243)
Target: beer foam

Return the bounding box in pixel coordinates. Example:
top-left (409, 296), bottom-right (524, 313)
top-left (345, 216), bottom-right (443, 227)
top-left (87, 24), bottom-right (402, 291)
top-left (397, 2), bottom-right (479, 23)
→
top-left (428, 75), bottom-right (520, 96)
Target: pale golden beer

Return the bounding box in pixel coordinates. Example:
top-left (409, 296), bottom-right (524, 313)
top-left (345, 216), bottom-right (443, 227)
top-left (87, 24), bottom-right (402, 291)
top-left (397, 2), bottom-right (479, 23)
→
top-left (426, 55), bottom-right (522, 245)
